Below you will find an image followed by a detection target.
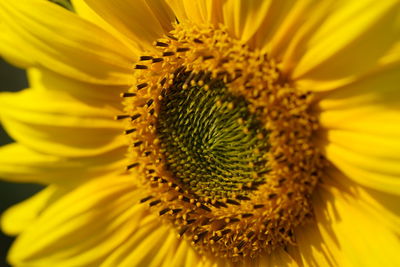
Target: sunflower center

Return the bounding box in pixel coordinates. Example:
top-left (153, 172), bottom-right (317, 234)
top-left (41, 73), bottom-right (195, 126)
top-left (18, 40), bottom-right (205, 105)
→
top-left (157, 71), bottom-right (269, 199)
top-left (120, 22), bottom-right (325, 260)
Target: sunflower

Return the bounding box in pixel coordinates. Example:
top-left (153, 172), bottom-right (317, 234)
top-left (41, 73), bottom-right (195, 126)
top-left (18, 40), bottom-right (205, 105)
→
top-left (1, 0), bottom-right (400, 266)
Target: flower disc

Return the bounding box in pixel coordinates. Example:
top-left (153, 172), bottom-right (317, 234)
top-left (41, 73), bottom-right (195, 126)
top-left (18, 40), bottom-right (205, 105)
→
top-left (157, 71), bottom-right (269, 199)
top-left (120, 23), bottom-right (325, 260)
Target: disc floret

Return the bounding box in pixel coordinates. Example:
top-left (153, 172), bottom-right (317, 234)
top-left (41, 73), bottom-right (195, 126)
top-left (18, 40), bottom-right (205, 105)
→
top-left (119, 22), bottom-right (324, 260)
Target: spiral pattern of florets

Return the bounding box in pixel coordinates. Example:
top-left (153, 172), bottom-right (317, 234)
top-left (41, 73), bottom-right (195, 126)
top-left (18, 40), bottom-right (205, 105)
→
top-left (118, 22), bottom-right (325, 260)
top-left (157, 71), bottom-right (269, 199)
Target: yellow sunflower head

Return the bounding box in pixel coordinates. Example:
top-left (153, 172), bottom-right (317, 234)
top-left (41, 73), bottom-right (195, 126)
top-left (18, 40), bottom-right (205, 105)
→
top-left (0, 0), bottom-right (399, 266)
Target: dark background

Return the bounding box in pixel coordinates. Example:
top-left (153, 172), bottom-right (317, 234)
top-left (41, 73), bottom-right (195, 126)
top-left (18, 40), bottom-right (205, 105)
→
top-left (0, 59), bottom-right (43, 266)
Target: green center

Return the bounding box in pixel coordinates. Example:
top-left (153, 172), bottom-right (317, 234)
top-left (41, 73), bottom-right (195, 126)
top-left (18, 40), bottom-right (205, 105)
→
top-left (156, 71), bottom-right (269, 198)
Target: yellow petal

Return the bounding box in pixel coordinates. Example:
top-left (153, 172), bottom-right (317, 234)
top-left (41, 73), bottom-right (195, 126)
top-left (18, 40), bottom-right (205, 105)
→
top-left (269, 0), bottom-right (335, 69)
top-left (317, 62), bottom-right (400, 116)
top-left (1, 186), bottom-right (58, 236)
top-left (100, 212), bottom-right (206, 267)
top-left (103, 219), bottom-right (237, 267)
top-left (83, 0), bottom-right (174, 53)
top-left (296, 221), bottom-right (341, 267)
top-left (27, 68), bottom-right (125, 109)
top-left (297, 181), bottom-right (400, 267)
top-left (109, 219), bottom-right (176, 267)
top-left (247, 248), bottom-right (299, 267)
top-left (0, 24), bottom-right (35, 68)
top-left (148, 229), bottom-right (180, 267)
top-left (0, 89), bottom-right (122, 129)
top-left (316, 63), bottom-right (400, 194)
top-left (323, 130), bottom-right (400, 162)
top-left (71, 0), bottom-right (142, 56)
top-left (144, 0), bottom-right (176, 32)
top-left (292, 0), bottom-right (400, 90)
top-left (0, 0), bottom-right (134, 85)
top-left (254, 0), bottom-right (315, 55)
top-left (7, 174), bottom-right (145, 267)
top-left (167, 0), bottom-right (223, 25)
top-left (379, 41), bottom-right (400, 66)
top-left (166, 240), bottom-right (188, 267)
top-left (0, 68), bottom-right (128, 157)
top-left (362, 187), bottom-right (400, 234)
top-left (322, 143), bottom-right (400, 195)
top-left (222, 0), bottom-right (274, 44)
top-left (0, 92), bottom-right (126, 157)
top-left (1, 116), bottom-right (126, 157)
top-left (325, 168), bottom-right (400, 234)
top-left (0, 143), bottom-right (126, 184)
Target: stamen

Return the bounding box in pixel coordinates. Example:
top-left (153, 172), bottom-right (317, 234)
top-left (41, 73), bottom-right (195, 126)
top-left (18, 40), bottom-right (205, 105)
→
top-left (140, 196), bottom-right (153, 203)
top-left (146, 99), bottom-right (154, 107)
top-left (159, 208), bottom-right (170, 216)
top-left (152, 58), bottom-right (164, 63)
top-left (115, 115), bottom-right (130, 120)
top-left (120, 92), bottom-right (137, 97)
top-left (136, 83), bottom-right (148, 90)
top-left (149, 199), bottom-right (162, 206)
top-left (140, 56), bottom-right (153, 61)
top-left (124, 128), bottom-right (137, 134)
top-left (155, 41), bottom-right (169, 47)
top-left (135, 65), bottom-right (148, 69)
top-left (177, 47), bottom-right (190, 52)
top-left (130, 114), bottom-right (141, 121)
top-left (126, 163), bottom-right (140, 170)
top-left (162, 51), bottom-right (175, 57)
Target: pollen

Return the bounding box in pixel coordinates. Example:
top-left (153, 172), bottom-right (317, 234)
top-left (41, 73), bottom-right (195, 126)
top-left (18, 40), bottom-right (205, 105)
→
top-left (120, 22), bottom-right (325, 260)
